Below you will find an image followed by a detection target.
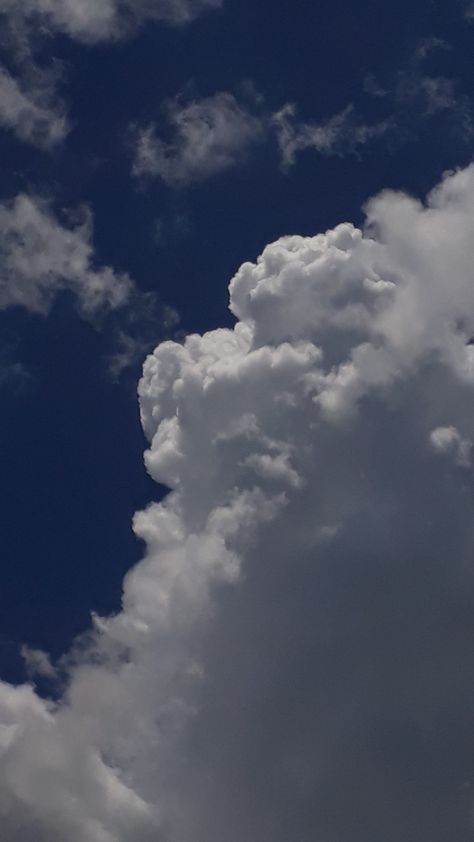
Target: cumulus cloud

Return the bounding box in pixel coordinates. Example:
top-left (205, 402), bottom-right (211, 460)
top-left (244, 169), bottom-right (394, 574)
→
top-left (0, 194), bottom-right (131, 315)
top-left (2, 165), bottom-right (474, 840)
top-left (133, 92), bottom-right (263, 185)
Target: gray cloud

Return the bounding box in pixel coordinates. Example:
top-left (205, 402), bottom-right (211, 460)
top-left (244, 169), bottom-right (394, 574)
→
top-left (272, 102), bottom-right (393, 168)
top-left (0, 65), bottom-right (68, 147)
top-left (1, 165), bottom-right (474, 841)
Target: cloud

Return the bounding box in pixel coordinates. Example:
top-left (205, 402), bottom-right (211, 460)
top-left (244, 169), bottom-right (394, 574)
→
top-left (2, 165), bottom-right (474, 840)
top-left (0, 195), bottom-right (175, 379)
top-left (0, 0), bottom-right (220, 147)
top-left (0, 64), bottom-right (68, 147)
top-left (0, 194), bottom-right (131, 315)
top-left (132, 35), bottom-right (474, 189)
top-left (275, 39), bottom-right (473, 170)
top-left (430, 425), bottom-right (472, 467)
top-left (0, 0), bottom-right (221, 45)
top-left (105, 292), bottom-right (179, 380)
top-left (133, 92), bottom-right (264, 185)
top-left (272, 102), bottom-right (392, 168)
top-left (21, 646), bottom-right (57, 680)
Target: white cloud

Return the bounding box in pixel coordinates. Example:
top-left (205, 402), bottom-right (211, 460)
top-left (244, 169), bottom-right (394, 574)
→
top-left (133, 92), bottom-right (263, 185)
top-left (2, 165), bottom-right (474, 839)
top-left (0, 194), bottom-right (131, 315)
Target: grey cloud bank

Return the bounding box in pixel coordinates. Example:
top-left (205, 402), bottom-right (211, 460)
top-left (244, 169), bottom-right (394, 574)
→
top-left (2, 165), bottom-right (474, 840)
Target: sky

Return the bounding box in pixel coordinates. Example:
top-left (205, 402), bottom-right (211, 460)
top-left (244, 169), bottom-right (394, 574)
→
top-left (0, 0), bottom-right (474, 839)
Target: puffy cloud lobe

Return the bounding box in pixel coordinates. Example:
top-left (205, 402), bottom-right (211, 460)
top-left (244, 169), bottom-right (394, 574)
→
top-left (0, 194), bottom-right (131, 315)
top-left (2, 166), bottom-right (474, 839)
top-left (133, 93), bottom-right (263, 185)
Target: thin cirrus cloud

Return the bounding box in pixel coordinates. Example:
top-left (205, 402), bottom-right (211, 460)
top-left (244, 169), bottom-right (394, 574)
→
top-left (0, 193), bottom-right (132, 316)
top-left (1, 164), bottom-right (474, 840)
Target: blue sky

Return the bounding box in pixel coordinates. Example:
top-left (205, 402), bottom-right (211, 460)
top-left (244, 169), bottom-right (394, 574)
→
top-left (0, 1), bottom-right (474, 839)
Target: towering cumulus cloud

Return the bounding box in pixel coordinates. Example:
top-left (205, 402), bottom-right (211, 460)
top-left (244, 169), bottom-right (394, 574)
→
top-left (2, 165), bottom-right (474, 840)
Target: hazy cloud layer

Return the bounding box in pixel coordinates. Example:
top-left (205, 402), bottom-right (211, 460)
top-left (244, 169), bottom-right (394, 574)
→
top-left (0, 194), bottom-right (131, 315)
top-left (2, 165), bottom-right (474, 840)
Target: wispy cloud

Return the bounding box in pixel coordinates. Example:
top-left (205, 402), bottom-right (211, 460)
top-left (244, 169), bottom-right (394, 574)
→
top-left (272, 102), bottom-right (392, 169)
top-left (0, 0), bottom-right (221, 146)
top-left (0, 0), bottom-right (222, 45)
top-left (133, 92), bottom-right (264, 185)
top-left (0, 194), bottom-right (132, 315)
top-left (272, 38), bottom-right (474, 170)
top-left (0, 64), bottom-right (68, 147)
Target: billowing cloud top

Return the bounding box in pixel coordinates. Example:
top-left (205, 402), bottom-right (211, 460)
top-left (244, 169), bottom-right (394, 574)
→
top-left (1, 165), bottom-right (474, 840)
